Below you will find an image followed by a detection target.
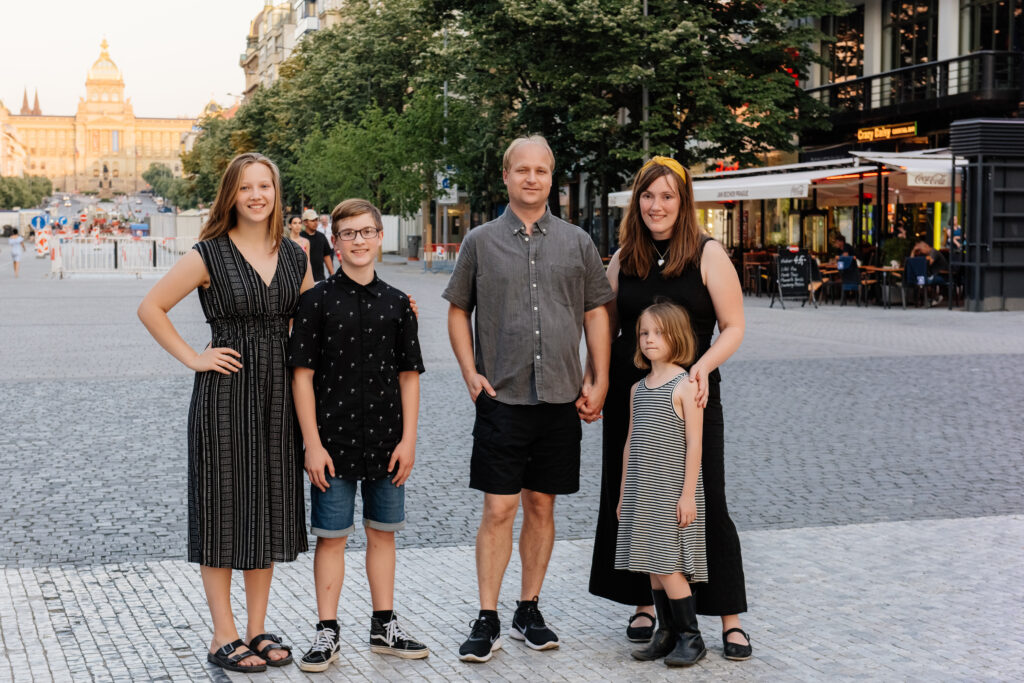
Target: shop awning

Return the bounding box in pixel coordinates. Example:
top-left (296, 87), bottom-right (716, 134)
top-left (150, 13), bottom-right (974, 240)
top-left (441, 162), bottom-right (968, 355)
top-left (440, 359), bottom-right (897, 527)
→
top-left (850, 152), bottom-right (964, 188)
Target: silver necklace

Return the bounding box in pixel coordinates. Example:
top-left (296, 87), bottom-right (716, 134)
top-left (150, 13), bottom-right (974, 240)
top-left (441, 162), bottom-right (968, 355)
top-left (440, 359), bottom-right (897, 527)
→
top-left (653, 243), bottom-right (668, 267)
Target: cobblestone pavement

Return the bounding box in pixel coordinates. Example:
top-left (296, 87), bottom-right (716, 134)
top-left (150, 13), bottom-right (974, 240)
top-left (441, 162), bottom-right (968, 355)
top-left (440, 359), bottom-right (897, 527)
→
top-left (1, 253), bottom-right (1023, 680)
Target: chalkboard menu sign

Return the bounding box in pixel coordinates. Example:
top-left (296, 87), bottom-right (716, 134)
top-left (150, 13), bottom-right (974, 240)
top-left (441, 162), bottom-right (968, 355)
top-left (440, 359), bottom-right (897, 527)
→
top-left (770, 249), bottom-right (816, 309)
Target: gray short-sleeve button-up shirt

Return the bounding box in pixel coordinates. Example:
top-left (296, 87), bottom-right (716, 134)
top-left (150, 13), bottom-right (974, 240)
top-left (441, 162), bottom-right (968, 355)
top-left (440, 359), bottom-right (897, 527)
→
top-left (442, 207), bottom-right (614, 405)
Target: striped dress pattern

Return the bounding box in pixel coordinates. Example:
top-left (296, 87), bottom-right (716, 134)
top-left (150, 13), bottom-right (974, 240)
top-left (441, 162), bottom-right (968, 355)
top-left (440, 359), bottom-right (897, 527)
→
top-left (187, 235), bottom-right (308, 569)
top-left (615, 372), bottom-right (707, 581)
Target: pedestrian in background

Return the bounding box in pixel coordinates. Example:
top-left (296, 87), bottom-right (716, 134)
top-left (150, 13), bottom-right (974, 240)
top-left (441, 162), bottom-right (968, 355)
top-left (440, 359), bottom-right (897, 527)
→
top-left (317, 212), bottom-right (333, 246)
top-left (289, 199), bottom-right (429, 672)
top-left (287, 214), bottom-right (310, 257)
top-left (303, 208), bottom-right (334, 281)
top-left (8, 228), bottom-right (23, 277)
top-left (616, 302), bottom-right (708, 667)
top-left (588, 156), bottom-right (751, 662)
top-left (444, 135), bottom-right (613, 662)
top-left (138, 152), bottom-right (313, 674)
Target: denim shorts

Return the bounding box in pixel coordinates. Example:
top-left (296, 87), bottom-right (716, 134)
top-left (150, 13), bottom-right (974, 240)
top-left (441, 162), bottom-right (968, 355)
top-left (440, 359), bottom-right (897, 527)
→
top-left (310, 475), bottom-right (405, 538)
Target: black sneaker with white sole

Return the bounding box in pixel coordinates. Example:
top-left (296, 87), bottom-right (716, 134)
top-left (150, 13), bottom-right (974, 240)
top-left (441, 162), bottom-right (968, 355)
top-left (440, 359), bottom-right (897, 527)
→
top-left (369, 613), bottom-right (429, 659)
top-left (511, 597), bottom-right (559, 650)
top-left (458, 615), bottom-right (502, 662)
top-left (298, 622), bottom-right (341, 673)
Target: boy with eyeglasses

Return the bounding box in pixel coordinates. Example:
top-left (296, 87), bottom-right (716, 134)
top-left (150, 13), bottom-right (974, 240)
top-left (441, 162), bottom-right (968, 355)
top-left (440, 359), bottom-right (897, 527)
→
top-left (289, 198), bottom-right (428, 671)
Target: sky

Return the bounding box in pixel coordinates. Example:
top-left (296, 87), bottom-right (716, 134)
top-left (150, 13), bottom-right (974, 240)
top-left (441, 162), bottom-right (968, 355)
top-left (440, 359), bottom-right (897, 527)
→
top-left (0, 1), bottom-right (269, 119)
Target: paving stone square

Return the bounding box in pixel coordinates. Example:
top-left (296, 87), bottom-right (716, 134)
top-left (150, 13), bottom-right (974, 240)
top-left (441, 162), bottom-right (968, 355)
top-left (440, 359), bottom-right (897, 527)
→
top-left (1, 253), bottom-right (1022, 681)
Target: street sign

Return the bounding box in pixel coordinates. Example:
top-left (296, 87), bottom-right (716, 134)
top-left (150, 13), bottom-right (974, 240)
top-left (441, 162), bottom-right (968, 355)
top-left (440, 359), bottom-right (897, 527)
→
top-left (30, 215), bottom-right (49, 229)
top-left (436, 170), bottom-right (459, 205)
top-left (58, 216), bottom-right (69, 225)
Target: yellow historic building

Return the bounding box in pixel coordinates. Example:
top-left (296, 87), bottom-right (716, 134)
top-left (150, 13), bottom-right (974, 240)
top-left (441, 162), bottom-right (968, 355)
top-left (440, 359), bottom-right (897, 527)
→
top-left (0, 41), bottom-right (196, 194)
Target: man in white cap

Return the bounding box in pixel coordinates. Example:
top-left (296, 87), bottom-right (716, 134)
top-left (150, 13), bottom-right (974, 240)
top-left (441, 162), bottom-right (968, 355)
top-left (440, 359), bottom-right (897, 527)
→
top-left (303, 208), bottom-right (334, 281)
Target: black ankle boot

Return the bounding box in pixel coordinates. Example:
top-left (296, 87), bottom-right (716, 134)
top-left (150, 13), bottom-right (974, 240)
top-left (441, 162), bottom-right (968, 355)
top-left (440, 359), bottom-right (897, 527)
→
top-left (631, 590), bottom-right (675, 661)
top-left (664, 595), bottom-right (706, 667)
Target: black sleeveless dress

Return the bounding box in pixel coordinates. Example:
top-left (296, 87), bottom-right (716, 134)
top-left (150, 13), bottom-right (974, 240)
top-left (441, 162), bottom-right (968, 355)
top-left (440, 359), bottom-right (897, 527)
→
top-left (187, 235), bottom-right (309, 569)
top-left (588, 237), bottom-right (747, 616)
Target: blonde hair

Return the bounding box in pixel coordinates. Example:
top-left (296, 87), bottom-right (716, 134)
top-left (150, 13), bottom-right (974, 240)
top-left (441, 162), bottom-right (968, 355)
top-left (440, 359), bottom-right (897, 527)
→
top-left (633, 302), bottom-right (697, 370)
top-left (502, 135), bottom-right (555, 173)
top-left (330, 198), bottom-right (383, 237)
top-left (618, 158), bottom-right (704, 279)
top-left (199, 152), bottom-right (283, 246)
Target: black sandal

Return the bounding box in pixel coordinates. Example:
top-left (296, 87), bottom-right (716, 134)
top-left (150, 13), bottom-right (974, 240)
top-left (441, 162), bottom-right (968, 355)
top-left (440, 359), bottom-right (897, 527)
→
top-left (626, 612), bottom-right (656, 643)
top-left (249, 632), bottom-right (294, 667)
top-left (722, 627), bottom-right (752, 661)
top-left (207, 639), bottom-right (267, 673)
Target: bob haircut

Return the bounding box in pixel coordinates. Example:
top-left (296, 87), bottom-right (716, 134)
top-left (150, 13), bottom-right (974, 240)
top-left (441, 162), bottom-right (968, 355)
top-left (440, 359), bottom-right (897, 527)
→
top-left (633, 302), bottom-right (697, 370)
top-left (331, 198), bottom-right (383, 236)
top-left (617, 159), bottom-right (704, 280)
top-left (199, 152), bottom-right (284, 246)
top-left (502, 134), bottom-right (555, 173)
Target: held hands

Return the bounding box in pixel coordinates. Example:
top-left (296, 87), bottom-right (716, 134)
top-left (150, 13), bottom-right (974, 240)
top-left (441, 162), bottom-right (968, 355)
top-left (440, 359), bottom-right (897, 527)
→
top-left (388, 440), bottom-right (415, 486)
top-left (677, 495), bottom-right (697, 528)
top-left (466, 373), bottom-right (496, 402)
top-left (305, 444), bottom-right (335, 493)
top-left (188, 346), bottom-right (242, 375)
top-left (575, 377), bottom-right (608, 423)
top-left (688, 360), bottom-right (710, 408)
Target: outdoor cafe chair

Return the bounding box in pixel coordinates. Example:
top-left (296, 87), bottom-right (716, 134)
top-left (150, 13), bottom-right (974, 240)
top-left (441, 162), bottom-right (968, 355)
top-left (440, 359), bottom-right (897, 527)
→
top-left (836, 255), bottom-right (864, 306)
top-left (901, 257), bottom-right (931, 308)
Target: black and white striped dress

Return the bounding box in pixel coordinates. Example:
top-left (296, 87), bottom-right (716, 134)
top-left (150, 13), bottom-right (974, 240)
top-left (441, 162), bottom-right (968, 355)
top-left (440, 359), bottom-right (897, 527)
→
top-left (615, 372), bottom-right (707, 581)
top-left (187, 235), bottom-right (308, 569)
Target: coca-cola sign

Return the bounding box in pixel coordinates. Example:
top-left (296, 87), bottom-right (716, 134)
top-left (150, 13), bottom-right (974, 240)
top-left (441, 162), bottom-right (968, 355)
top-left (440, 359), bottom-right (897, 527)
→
top-left (908, 172), bottom-right (950, 187)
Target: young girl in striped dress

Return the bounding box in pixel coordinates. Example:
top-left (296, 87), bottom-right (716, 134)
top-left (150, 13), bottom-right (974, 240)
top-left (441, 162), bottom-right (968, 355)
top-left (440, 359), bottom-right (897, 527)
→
top-left (616, 302), bottom-right (707, 667)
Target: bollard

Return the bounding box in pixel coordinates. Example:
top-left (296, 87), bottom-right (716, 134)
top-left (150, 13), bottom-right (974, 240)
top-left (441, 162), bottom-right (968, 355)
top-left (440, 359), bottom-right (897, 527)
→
top-left (113, 240), bottom-right (118, 270)
top-left (152, 242), bottom-right (157, 268)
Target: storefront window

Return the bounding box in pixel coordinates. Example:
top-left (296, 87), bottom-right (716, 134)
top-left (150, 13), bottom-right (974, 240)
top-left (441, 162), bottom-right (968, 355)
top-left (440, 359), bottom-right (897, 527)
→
top-left (882, 0), bottom-right (938, 71)
top-left (960, 0), bottom-right (1022, 52)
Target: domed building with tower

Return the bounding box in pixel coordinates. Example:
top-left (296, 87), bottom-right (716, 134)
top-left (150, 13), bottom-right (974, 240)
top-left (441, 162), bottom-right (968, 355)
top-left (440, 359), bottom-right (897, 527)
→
top-left (0, 40), bottom-right (196, 195)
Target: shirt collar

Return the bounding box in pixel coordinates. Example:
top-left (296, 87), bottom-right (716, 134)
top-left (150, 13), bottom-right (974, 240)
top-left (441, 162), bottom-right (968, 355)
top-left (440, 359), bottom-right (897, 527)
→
top-left (498, 206), bottom-right (551, 236)
top-left (331, 268), bottom-right (383, 296)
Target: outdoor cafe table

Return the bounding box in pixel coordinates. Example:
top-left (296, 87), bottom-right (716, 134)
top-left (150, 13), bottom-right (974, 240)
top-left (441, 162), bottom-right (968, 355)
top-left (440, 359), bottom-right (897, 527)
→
top-left (861, 265), bottom-right (903, 308)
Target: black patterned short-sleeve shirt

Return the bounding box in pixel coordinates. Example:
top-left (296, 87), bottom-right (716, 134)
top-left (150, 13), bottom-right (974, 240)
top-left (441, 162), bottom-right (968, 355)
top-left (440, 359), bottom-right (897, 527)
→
top-left (287, 270), bottom-right (424, 479)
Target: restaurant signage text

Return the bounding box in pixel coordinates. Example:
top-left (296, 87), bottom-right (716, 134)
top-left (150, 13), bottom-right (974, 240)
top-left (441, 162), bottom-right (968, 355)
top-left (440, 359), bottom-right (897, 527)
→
top-left (907, 171), bottom-right (951, 188)
top-left (857, 122), bottom-right (918, 142)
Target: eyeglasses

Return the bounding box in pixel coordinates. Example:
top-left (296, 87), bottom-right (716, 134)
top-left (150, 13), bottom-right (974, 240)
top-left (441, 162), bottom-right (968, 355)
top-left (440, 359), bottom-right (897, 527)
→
top-left (335, 227), bottom-right (381, 241)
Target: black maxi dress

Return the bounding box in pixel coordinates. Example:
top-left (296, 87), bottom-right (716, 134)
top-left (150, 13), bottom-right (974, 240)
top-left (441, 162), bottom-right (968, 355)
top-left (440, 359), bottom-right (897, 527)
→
top-left (588, 237), bottom-right (747, 616)
top-left (187, 235), bottom-right (309, 570)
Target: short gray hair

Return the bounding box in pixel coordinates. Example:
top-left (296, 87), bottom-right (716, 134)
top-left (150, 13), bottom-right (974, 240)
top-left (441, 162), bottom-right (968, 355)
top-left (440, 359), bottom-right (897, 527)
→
top-left (502, 135), bottom-right (555, 173)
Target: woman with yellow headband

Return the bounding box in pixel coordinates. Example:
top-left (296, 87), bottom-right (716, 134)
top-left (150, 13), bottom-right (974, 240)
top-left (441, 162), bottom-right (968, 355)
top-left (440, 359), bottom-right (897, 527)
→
top-left (587, 156), bottom-right (751, 663)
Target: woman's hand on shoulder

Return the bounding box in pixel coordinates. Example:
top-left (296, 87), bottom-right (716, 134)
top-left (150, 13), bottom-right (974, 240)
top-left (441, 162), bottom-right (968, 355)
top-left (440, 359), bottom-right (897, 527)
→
top-left (686, 362), bottom-right (709, 408)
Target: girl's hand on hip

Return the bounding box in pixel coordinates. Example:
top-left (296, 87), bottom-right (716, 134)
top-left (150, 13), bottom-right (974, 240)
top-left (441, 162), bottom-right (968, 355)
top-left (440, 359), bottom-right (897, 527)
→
top-left (677, 495), bottom-right (697, 528)
top-left (188, 346), bottom-right (242, 374)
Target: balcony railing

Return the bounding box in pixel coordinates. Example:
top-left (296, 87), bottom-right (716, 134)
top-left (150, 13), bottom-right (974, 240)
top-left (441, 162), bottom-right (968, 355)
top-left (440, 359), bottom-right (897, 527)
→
top-left (806, 51), bottom-right (1023, 121)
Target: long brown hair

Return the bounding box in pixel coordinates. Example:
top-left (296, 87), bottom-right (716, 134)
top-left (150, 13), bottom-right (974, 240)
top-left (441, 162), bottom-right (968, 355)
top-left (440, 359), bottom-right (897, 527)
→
top-left (617, 160), bottom-right (703, 279)
top-left (199, 152), bottom-right (284, 246)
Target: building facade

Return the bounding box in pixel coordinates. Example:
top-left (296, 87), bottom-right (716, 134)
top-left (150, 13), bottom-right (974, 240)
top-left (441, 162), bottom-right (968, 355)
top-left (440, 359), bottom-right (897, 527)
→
top-left (1, 41), bottom-right (195, 194)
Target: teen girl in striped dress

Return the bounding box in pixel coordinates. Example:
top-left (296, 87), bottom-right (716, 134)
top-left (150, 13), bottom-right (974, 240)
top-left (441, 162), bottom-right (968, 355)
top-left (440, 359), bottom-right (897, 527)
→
top-left (615, 302), bottom-right (707, 667)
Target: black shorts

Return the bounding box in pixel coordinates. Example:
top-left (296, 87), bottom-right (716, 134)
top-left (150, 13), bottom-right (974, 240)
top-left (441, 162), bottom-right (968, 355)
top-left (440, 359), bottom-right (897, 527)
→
top-left (470, 394), bottom-right (582, 495)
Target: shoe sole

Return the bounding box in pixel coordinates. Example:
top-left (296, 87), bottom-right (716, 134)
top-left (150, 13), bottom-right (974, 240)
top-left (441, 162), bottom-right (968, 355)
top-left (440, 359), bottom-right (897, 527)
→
top-left (297, 652), bottom-right (339, 672)
top-left (724, 653), bottom-right (753, 661)
top-left (509, 629), bottom-right (559, 650)
top-left (665, 649), bottom-right (707, 667)
top-left (458, 637), bottom-right (502, 663)
top-left (627, 635), bottom-right (653, 643)
top-left (371, 644), bottom-right (430, 659)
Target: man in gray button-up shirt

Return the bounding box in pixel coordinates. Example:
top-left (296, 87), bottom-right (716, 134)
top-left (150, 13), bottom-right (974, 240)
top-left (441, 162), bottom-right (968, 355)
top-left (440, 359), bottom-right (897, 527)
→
top-left (444, 135), bottom-right (613, 660)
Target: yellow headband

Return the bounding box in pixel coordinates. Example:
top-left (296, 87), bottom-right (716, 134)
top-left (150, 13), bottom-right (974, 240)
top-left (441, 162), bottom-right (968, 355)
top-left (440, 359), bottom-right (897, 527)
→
top-left (640, 155), bottom-right (687, 183)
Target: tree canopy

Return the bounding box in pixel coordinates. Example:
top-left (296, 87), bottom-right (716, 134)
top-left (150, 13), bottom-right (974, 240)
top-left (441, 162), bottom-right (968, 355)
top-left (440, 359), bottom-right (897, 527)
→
top-left (178, 0), bottom-right (846, 249)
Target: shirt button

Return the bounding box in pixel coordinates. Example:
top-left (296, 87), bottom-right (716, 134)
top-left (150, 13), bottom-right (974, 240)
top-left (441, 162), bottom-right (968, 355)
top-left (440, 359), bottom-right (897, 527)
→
top-left (524, 237), bottom-right (529, 242)
top-left (535, 354), bottom-right (540, 359)
top-left (532, 283), bottom-right (537, 287)
top-left (531, 260), bottom-right (535, 265)
top-left (533, 306), bottom-right (538, 311)
top-left (535, 330), bottom-right (540, 335)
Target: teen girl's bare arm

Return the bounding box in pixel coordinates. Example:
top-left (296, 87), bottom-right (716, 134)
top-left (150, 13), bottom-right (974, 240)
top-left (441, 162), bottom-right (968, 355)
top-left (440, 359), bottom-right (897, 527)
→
top-left (676, 377), bottom-right (704, 527)
top-left (692, 240), bottom-right (745, 407)
top-left (137, 250), bottom-right (242, 375)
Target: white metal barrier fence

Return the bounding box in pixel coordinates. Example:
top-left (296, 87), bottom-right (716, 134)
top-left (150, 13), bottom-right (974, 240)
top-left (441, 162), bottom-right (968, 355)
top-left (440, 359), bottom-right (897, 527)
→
top-left (51, 237), bottom-right (198, 276)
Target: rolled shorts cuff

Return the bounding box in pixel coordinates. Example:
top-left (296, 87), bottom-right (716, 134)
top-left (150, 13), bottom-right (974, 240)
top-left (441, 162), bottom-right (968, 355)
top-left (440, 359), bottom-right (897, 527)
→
top-left (311, 524), bottom-right (355, 538)
top-left (364, 519), bottom-right (405, 532)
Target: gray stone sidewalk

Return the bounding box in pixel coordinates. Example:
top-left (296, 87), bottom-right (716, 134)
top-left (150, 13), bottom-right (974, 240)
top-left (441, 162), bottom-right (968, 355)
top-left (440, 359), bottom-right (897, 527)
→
top-left (2, 251), bottom-right (1023, 680)
top-left (3, 517), bottom-right (1022, 681)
